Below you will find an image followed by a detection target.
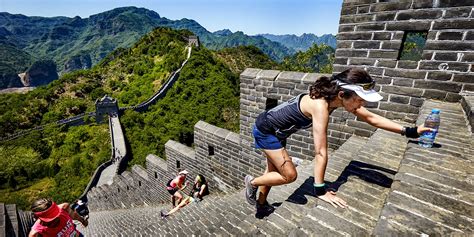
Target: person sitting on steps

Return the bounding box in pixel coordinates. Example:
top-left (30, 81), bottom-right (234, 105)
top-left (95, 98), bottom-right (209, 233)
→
top-left (191, 174), bottom-right (209, 201)
top-left (166, 170), bottom-right (189, 207)
top-left (160, 194), bottom-right (194, 219)
top-left (244, 68), bottom-right (431, 215)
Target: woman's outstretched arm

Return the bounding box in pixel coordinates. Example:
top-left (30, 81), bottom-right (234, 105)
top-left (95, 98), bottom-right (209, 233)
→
top-left (353, 107), bottom-right (431, 135)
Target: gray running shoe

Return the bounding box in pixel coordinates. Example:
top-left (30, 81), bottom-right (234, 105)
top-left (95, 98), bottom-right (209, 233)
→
top-left (244, 175), bottom-right (258, 206)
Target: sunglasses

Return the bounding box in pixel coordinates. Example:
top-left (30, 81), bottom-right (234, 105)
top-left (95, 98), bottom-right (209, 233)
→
top-left (337, 80), bottom-right (376, 90)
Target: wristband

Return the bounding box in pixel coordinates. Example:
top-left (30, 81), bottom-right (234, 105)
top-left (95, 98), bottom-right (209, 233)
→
top-left (400, 126), bottom-right (406, 136)
top-left (313, 183), bottom-right (327, 196)
top-left (405, 126), bottom-right (419, 138)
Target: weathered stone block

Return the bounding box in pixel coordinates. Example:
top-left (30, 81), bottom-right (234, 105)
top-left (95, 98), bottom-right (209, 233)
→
top-left (374, 76), bottom-right (392, 84)
top-left (396, 9), bottom-right (442, 20)
top-left (437, 31), bottom-right (464, 40)
top-left (381, 41), bottom-right (402, 50)
top-left (370, 2), bottom-right (411, 12)
top-left (277, 71), bottom-right (306, 83)
top-left (349, 58), bottom-right (376, 66)
top-left (461, 52), bottom-right (474, 62)
top-left (241, 68), bottom-right (261, 79)
top-left (336, 49), bottom-right (368, 57)
top-left (427, 71), bottom-right (453, 81)
top-left (438, 0), bottom-right (474, 7)
top-left (433, 19), bottom-right (474, 30)
top-left (422, 52), bottom-right (434, 60)
top-left (339, 25), bottom-right (356, 32)
top-left (414, 80), bottom-right (462, 93)
top-left (410, 97), bottom-right (424, 107)
top-left (256, 70), bottom-right (280, 81)
top-left (367, 67), bottom-right (384, 76)
top-left (375, 12), bottom-right (396, 21)
top-left (368, 50), bottom-right (398, 59)
top-left (445, 92), bottom-right (462, 102)
top-left (338, 32), bottom-right (373, 40)
top-left (335, 57), bottom-right (348, 65)
top-left (419, 61), bottom-right (471, 72)
top-left (385, 69), bottom-right (426, 79)
top-left (412, 0), bottom-right (433, 8)
top-left (341, 5), bottom-right (357, 15)
top-left (337, 41), bottom-right (353, 49)
top-left (379, 102), bottom-right (419, 113)
top-left (340, 14), bottom-right (374, 24)
top-left (357, 5), bottom-right (370, 14)
top-left (382, 85), bottom-right (423, 97)
top-left (393, 78), bottom-right (414, 87)
top-left (373, 32), bottom-right (392, 40)
top-left (464, 84), bottom-right (474, 91)
top-left (389, 94), bottom-right (410, 104)
top-left (397, 60), bottom-right (418, 69)
top-left (465, 31), bottom-right (474, 40)
top-left (444, 7), bottom-right (472, 18)
top-left (386, 21), bottom-right (431, 31)
top-left (422, 89), bottom-right (448, 100)
top-left (434, 52), bottom-right (458, 61)
top-left (453, 74), bottom-right (474, 83)
top-left (273, 80), bottom-right (297, 89)
top-left (354, 41), bottom-right (381, 49)
top-left (356, 23), bottom-right (386, 31)
top-left (377, 60), bottom-right (397, 68)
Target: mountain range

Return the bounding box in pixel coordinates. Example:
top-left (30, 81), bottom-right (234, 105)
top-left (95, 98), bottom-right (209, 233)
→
top-left (259, 33), bottom-right (337, 52)
top-left (0, 6), bottom-right (335, 89)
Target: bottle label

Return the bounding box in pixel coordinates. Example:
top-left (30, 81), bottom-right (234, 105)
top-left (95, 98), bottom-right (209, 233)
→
top-left (422, 129), bottom-right (438, 139)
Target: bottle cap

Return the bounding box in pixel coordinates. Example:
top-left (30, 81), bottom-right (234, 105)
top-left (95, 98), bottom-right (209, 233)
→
top-left (431, 109), bottom-right (440, 114)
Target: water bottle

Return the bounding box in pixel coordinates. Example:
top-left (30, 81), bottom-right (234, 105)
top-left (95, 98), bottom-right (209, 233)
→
top-left (419, 109), bottom-right (440, 148)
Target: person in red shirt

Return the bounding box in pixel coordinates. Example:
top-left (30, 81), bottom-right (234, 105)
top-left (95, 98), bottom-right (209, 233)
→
top-left (166, 170), bottom-right (189, 207)
top-left (29, 198), bottom-right (88, 237)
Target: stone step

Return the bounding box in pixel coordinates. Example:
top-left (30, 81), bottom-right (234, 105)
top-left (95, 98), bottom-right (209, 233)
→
top-left (375, 100), bottom-right (474, 236)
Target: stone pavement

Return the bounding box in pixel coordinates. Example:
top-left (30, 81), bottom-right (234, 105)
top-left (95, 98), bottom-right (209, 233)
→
top-left (76, 100), bottom-right (473, 236)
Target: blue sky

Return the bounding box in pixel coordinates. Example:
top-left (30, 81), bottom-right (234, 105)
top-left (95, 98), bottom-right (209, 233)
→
top-left (0, 0), bottom-right (343, 36)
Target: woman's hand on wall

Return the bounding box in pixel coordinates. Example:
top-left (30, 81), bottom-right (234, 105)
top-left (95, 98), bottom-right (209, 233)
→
top-left (317, 191), bottom-right (348, 208)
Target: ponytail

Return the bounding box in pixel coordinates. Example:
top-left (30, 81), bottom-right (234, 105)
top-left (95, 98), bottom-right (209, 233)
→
top-left (309, 76), bottom-right (338, 101)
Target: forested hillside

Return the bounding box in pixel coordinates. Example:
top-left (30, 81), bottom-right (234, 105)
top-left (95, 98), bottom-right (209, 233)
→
top-left (0, 6), bottom-right (292, 88)
top-left (0, 27), bottom-right (276, 209)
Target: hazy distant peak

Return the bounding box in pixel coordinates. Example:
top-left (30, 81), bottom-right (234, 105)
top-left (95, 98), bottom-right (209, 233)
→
top-left (213, 29), bottom-right (232, 36)
top-left (258, 33), bottom-right (336, 52)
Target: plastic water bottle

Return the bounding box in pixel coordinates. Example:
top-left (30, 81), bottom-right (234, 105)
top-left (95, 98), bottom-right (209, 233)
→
top-left (419, 109), bottom-right (441, 148)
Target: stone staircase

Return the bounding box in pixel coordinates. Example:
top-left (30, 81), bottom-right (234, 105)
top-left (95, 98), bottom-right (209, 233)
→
top-left (76, 99), bottom-right (473, 236)
top-left (0, 203), bottom-right (34, 237)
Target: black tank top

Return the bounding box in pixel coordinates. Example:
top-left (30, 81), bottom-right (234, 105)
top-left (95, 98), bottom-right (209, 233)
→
top-left (256, 93), bottom-right (312, 140)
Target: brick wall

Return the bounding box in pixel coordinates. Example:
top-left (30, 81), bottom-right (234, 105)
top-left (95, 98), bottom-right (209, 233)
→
top-left (335, 0), bottom-right (474, 123)
top-left (239, 69), bottom-right (359, 152)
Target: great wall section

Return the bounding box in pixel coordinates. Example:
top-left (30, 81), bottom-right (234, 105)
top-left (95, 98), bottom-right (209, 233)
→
top-left (1, 1), bottom-right (474, 236)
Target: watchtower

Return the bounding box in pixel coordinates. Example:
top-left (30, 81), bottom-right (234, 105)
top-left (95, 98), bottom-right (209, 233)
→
top-left (95, 95), bottom-right (119, 123)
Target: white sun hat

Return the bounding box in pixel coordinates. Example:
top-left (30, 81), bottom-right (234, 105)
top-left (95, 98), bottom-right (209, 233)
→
top-left (337, 81), bottom-right (383, 102)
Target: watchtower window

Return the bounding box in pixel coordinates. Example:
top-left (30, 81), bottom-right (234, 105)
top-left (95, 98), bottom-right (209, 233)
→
top-left (176, 160), bottom-right (181, 169)
top-left (154, 172), bottom-right (158, 179)
top-left (117, 188), bottom-right (120, 193)
top-left (265, 98), bottom-right (278, 110)
top-left (398, 31), bottom-right (428, 61)
top-left (208, 145), bottom-right (215, 156)
top-left (138, 181), bottom-right (142, 187)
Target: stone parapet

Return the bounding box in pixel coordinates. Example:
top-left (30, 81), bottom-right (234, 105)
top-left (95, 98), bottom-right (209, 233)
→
top-left (461, 93), bottom-right (474, 133)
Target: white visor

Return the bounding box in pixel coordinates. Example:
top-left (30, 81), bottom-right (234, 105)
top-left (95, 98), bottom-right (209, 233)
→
top-left (340, 84), bottom-right (383, 102)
